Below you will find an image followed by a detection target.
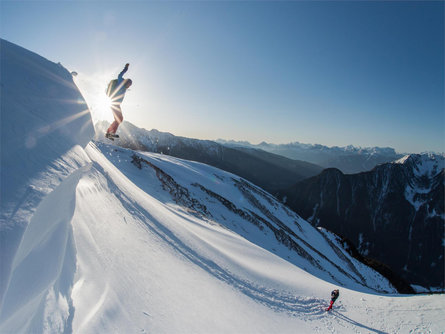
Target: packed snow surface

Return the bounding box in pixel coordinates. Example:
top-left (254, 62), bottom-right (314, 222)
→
top-left (1, 39), bottom-right (444, 333)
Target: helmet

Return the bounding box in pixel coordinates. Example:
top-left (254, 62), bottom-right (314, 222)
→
top-left (124, 79), bottom-right (133, 89)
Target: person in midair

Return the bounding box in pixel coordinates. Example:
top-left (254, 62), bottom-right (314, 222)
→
top-left (326, 289), bottom-right (339, 311)
top-left (105, 63), bottom-right (132, 140)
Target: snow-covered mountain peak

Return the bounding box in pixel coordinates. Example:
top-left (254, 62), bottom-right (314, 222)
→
top-left (394, 153), bottom-right (445, 178)
top-left (391, 154), bottom-right (445, 214)
top-left (394, 155), bottom-right (411, 164)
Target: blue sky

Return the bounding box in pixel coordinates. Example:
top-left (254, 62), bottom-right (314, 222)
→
top-left (1, 1), bottom-right (443, 153)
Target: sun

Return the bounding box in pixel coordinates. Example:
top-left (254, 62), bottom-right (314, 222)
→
top-left (96, 92), bottom-right (113, 114)
top-left (85, 92), bottom-right (114, 123)
top-left (73, 72), bottom-right (115, 123)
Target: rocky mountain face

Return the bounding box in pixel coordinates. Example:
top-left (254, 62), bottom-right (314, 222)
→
top-left (278, 154), bottom-right (445, 289)
top-left (218, 140), bottom-right (403, 174)
top-left (94, 121), bottom-right (323, 193)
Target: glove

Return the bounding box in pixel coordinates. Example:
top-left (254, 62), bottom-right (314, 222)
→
top-left (125, 63), bottom-right (130, 69)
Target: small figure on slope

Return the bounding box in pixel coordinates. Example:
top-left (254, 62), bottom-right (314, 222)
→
top-left (326, 289), bottom-right (339, 311)
top-left (105, 63), bottom-right (132, 140)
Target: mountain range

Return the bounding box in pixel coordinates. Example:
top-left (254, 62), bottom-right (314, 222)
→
top-left (217, 139), bottom-right (405, 174)
top-left (278, 154), bottom-right (445, 289)
top-left (94, 121), bottom-right (323, 193)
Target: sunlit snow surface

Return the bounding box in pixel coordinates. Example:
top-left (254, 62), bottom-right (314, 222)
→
top-left (1, 38), bottom-right (444, 333)
top-left (67, 142), bottom-right (442, 333)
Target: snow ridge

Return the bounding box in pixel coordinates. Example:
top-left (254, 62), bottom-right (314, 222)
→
top-left (0, 38), bottom-right (94, 333)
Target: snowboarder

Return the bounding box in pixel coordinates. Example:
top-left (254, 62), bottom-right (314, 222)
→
top-left (326, 289), bottom-right (339, 311)
top-left (105, 63), bottom-right (132, 140)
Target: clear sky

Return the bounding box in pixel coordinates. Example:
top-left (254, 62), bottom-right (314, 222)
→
top-left (1, 1), bottom-right (444, 153)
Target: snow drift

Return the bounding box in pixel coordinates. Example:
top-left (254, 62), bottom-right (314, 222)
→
top-left (0, 39), bottom-right (94, 332)
top-left (1, 39), bottom-right (444, 333)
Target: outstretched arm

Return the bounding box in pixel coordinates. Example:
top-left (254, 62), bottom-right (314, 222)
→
top-left (118, 63), bottom-right (130, 81)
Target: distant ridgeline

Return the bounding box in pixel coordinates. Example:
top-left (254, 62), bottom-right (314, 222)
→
top-left (94, 120), bottom-right (323, 194)
top-left (217, 139), bottom-right (404, 174)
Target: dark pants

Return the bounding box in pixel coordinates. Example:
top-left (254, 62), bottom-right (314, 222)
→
top-left (107, 104), bottom-right (123, 134)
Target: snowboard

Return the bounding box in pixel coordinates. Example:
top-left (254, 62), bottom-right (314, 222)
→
top-left (105, 133), bottom-right (120, 141)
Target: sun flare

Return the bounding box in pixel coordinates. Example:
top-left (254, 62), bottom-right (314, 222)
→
top-left (96, 93), bottom-right (113, 114)
top-left (74, 73), bottom-right (115, 123)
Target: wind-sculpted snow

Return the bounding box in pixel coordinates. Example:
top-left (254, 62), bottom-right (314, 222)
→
top-left (0, 39), bottom-right (94, 333)
top-left (1, 39), bottom-right (93, 225)
top-left (0, 165), bottom-right (87, 333)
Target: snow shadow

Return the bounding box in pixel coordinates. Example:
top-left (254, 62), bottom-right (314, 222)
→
top-left (333, 311), bottom-right (388, 334)
top-left (0, 167), bottom-right (86, 333)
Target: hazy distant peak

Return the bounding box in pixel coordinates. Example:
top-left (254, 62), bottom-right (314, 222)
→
top-left (219, 139), bottom-right (400, 154)
top-left (217, 138), bottom-right (404, 173)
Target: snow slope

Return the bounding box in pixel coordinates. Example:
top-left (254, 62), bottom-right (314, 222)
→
top-left (0, 38), bottom-right (94, 332)
top-left (1, 39), bottom-right (444, 333)
top-left (46, 143), bottom-right (445, 332)
top-left (15, 139), bottom-right (440, 334)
